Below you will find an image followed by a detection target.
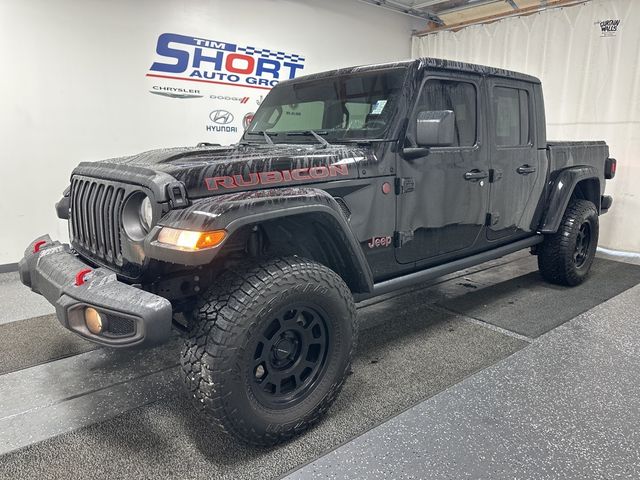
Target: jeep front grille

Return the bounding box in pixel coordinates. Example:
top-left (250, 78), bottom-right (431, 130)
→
top-left (70, 176), bottom-right (126, 265)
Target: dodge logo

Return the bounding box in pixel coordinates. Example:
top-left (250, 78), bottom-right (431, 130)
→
top-left (209, 110), bottom-right (234, 125)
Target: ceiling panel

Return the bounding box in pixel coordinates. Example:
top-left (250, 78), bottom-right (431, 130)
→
top-left (358, 0), bottom-right (589, 34)
top-left (438, 0), bottom-right (542, 25)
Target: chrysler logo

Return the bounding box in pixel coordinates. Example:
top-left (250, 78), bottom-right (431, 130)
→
top-left (209, 110), bottom-right (234, 125)
top-left (149, 90), bottom-right (203, 99)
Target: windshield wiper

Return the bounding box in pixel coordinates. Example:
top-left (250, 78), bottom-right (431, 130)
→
top-left (262, 131), bottom-right (274, 145)
top-left (309, 130), bottom-right (330, 148)
top-left (246, 130), bottom-right (277, 145)
top-left (286, 130), bottom-right (331, 148)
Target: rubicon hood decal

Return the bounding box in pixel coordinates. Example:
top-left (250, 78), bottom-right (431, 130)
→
top-left (94, 144), bottom-right (373, 198)
top-left (205, 164), bottom-right (350, 190)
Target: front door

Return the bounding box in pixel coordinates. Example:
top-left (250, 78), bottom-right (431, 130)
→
top-left (395, 74), bottom-right (489, 265)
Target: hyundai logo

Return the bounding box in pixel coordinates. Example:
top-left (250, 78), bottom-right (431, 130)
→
top-left (209, 110), bottom-right (234, 125)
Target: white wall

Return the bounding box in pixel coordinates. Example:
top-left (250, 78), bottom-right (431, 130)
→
top-left (413, 0), bottom-right (640, 253)
top-left (0, 0), bottom-right (420, 265)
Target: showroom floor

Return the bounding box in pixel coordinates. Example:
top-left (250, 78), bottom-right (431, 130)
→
top-left (1, 251), bottom-right (639, 479)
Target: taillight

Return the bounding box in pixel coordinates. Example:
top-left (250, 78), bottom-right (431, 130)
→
top-left (605, 158), bottom-right (617, 179)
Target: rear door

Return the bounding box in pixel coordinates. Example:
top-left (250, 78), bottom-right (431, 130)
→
top-left (395, 73), bottom-right (490, 264)
top-left (486, 80), bottom-right (541, 240)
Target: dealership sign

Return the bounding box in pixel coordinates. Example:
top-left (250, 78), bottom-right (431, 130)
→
top-left (147, 33), bottom-right (306, 90)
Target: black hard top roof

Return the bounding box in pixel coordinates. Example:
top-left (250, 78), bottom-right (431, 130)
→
top-left (282, 57), bottom-right (540, 86)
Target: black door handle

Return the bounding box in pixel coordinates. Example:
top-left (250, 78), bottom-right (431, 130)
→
top-left (517, 165), bottom-right (537, 175)
top-left (464, 170), bottom-right (489, 181)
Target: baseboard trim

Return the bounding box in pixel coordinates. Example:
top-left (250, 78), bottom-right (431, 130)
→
top-left (0, 263), bottom-right (19, 273)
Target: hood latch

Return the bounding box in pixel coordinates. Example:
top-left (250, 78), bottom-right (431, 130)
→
top-left (166, 182), bottom-right (189, 209)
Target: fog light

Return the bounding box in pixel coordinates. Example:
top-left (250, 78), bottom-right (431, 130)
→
top-left (84, 307), bottom-right (105, 334)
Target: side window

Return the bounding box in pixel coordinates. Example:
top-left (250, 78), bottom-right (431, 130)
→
top-left (494, 87), bottom-right (530, 146)
top-left (413, 79), bottom-right (477, 147)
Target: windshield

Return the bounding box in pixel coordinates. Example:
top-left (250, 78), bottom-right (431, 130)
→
top-left (244, 67), bottom-right (408, 143)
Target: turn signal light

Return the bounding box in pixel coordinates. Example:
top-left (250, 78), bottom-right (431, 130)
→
top-left (157, 227), bottom-right (226, 250)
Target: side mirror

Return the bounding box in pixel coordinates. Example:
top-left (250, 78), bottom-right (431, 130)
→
top-left (416, 110), bottom-right (455, 147)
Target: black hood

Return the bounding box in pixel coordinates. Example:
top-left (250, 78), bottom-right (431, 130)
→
top-left (93, 143), bottom-right (372, 198)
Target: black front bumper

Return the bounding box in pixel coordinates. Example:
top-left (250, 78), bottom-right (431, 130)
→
top-left (19, 235), bottom-right (172, 348)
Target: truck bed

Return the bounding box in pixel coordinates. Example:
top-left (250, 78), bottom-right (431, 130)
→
top-left (546, 140), bottom-right (609, 181)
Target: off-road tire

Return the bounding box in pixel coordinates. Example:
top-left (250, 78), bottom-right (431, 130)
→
top-left (538, 198), bottom-right (599, 286)
top-left (180, 257), bottom-right (357, 446)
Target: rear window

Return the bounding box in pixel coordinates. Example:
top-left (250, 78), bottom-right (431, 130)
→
top-left (494, 87), bottom-right (530, 146)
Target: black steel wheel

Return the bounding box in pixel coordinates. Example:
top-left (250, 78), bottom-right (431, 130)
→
top-left (250, 305), bottom-right (330, 409)
top-left (573, 221), bottom-right (592, 269)
top-left (538, 198), bottom-right (599, 286)
top-left (181, 257), bottom-right (356, 446)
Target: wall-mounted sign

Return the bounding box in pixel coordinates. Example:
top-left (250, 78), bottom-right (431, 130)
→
top-left (147, 33), bottom-right (306, 90)
top-left (595, 19), bottom-right (621, 37)
top-left (145, 32), bottom-right (308, 143)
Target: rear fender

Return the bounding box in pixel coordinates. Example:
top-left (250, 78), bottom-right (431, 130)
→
top-left (539, 166), bottom-right (600, 233)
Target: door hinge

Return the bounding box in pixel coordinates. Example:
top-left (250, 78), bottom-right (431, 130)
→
top-left (489, 169), bottom-right (503, 183)
top-left (395, 177), bottom-right (415, 195)
top-left (166, 182), bottom-right (189, 209)
top-left (394, 230), bottom-right (414, 247)
top-left (485, 212), bottom-right (500, 226)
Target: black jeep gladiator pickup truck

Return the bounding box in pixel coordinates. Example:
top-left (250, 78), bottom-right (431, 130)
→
top-left (20, 58), bottom-right (616, 446)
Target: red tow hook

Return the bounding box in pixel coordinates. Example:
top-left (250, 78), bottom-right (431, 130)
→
top-left (75, 269), bottom-right (93, 286)
top-left (33, 240), bottom-right (47, 253)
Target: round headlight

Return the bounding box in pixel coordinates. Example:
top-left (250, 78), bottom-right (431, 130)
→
top-left (140, 196), bottom-right (153, 232)
top-left (122, 192), bottom-right (154, 241)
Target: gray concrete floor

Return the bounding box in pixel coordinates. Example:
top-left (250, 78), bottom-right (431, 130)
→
top-left (0, 251), bottom-right (638, 479)
top-left (285, 283), bottom-right (640, 480)
top-left (0, 272), bottom-right (54, 325)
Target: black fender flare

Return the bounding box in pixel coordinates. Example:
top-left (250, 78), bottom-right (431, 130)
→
top-left (539, 165), bottom-right (601, 233)
top-left (144, 187), bottom-right (374, 293)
